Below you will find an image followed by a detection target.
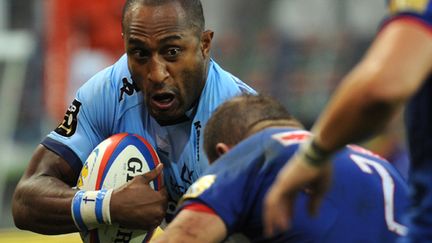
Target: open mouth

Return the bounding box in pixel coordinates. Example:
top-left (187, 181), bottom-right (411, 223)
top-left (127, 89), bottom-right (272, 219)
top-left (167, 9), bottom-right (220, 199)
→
top-left (151, 92), bottom-right (176, 110)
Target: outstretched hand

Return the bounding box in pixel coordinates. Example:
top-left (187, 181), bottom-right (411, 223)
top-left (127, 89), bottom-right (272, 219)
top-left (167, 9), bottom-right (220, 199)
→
top-left (110, 163), bottom-right (168, 230)
top-left (263, 153), bottom-right (332, 237)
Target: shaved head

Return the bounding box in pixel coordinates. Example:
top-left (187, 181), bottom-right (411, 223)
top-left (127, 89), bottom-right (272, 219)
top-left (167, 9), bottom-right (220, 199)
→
top-left (122, 0), bottom-right (205, 34)
top-left (204, 95), bottom-right (303, 162)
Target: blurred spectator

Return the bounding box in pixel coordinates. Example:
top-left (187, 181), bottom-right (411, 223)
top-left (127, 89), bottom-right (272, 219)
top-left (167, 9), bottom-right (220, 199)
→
top-left (44, 0), bottom-right (124, 121)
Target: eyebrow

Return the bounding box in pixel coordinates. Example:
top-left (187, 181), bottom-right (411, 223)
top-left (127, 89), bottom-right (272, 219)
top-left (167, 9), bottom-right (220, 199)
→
top-left (160, 35), bottom-right (183, 43)
top-left (127, 35), bottom-right (183, 46)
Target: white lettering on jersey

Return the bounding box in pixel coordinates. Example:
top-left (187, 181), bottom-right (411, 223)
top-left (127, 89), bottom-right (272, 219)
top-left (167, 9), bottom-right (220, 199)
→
top-left (350, 154), bottom-right (407, 236)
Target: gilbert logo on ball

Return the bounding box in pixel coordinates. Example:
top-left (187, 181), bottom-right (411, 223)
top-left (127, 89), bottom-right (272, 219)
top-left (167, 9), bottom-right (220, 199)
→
top-left (77, 133), bottom-right (162, 243)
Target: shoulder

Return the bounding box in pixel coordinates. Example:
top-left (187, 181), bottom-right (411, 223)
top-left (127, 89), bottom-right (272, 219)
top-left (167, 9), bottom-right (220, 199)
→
top-left (76, 54), bottom-right (142, 110)
top-left (77, 55), bottom-right (127, 98)
top-left (260, 128), bottom-right (309, 159)
top-left (336, 144), bottom-right (392, 168)
top-left (333, 144), bottom-right (406, 182)
top-left (194, 60), bottom-right (256, 118)
top-left (204, 133), bottom-right (270, 176)
top-left (212, 128), bottom-right (306, 172)
top-left (206, 59), bottom-right (256, 96)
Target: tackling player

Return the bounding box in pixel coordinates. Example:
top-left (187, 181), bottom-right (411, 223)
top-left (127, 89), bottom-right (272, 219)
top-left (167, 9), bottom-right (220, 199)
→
top-left (154, 95), bottom-right (409, 242)
top-left (263, 1), bottom-right (432, 241)
top-left (12, 0), bottom-right (255, 235)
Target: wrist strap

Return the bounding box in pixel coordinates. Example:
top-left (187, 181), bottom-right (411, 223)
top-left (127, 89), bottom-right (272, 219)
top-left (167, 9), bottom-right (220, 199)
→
top-left (71, 189), bottom-right (113, 231)
top-left (298, 138), bottom-right (333, 167)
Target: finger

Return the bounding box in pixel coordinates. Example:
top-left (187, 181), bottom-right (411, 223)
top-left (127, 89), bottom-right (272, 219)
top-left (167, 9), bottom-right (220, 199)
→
top-left (308, 181), bottom-right (330, 216)
top-left (143, 163), bottom-right (164, 183)
top-left (308, 166), bottom-right (332, 216)
top-left (264, 201), bottom-right (291, 237)
top-left (263, 189), bottom-right (291, 237)
top-left (155, 163), bottom-right (164, 189)
top-left (159, 163), bottom-right (165, 188)
top-left (155, 163), bottom-right (163, 174)
top-left (159, 186), bottom-right (168, 199)
top-left (308, 192), bottom-right (324, 216)
top-left (263, 198), bottom-right (277, 237)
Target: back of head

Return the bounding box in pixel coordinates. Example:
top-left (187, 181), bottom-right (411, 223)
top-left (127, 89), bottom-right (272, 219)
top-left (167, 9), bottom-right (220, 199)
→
top-left (204, 95), bottom-right (302, 162)
top-left (122, 0), bottom-right (205, 34)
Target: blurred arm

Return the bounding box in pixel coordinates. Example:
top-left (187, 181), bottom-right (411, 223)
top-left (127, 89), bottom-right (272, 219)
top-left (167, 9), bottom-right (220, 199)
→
top-left (12, 145), bottom-right (79, 234)
top-left (152, 209), bottom-right (227, 243)
top-left (311, 19), bottom-right (432, 152)
top-left (263, 18), bottom-right (432, 237)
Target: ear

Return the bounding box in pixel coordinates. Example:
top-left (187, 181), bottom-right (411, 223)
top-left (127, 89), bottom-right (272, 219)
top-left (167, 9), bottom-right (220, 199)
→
top-left (200, 30), bottom-right (214, 58)
top-left (215, 143), bottom-right (231, 157)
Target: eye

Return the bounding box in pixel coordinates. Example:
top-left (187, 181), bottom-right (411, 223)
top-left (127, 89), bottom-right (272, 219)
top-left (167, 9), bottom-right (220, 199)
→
top-left (164, 47), bottom-right (181, 59)
top-left (130, 48), bottom-right (150, 61)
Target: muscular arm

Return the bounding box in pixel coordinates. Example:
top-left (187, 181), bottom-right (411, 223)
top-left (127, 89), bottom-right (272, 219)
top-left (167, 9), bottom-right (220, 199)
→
top-left (12, 144), bottom-right (168, 234)
top-left (263, 19), bottom-right (432, 236)
top-left (12, 145), bottom-right (79, 234)
top-left (312, 19), bottom-right (432, 152)
top-left (152, 210), bottom-right (227, 243)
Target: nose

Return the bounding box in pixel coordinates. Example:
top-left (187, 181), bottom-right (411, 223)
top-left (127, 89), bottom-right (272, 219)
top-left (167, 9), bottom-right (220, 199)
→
top-left (147, 56), bottom-right (169, 85)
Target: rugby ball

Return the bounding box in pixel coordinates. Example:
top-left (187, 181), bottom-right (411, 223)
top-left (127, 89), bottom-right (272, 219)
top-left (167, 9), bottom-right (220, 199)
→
top-left (76, 133), bottom-right (162, 243)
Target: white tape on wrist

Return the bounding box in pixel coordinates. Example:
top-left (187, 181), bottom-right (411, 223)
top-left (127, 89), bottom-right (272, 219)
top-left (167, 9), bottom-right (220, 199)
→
top-left (298, 139), bottom-right (333, 167)
top-left (71, 189), bottom-right (113, 232)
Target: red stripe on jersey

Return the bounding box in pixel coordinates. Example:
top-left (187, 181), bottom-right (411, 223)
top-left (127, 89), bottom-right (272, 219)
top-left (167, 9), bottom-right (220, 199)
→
top-left (384, 16), bottom-right (432, 37)
top-left (183, 203), bottom-right (216, 215)
top-left (280, 133), bottom-right (309, 141)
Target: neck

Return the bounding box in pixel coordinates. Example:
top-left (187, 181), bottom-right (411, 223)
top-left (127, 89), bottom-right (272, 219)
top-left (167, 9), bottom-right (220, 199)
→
top-left (245, 119), bottom-right (304, 138)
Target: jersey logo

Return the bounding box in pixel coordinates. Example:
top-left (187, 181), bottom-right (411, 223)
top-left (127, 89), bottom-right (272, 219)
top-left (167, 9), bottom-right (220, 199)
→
top-left (179, 175), bottom-right (216, 204)
top-left (168, 175), bottom-right (185, 198)
top-left (194, 121), bottom-right (201, 162)
top-left (388, 0), bottom-right (429, 15)
top-left (181, 164), bottom-right (194, 185)
top-left (272, 131), bottom-right (311, 147)
top-left (76, 162), bottom-right (88, 188)
top-left (119, 77), bottom-right (140, 102)
top-left (55, 99), bottom-right (81, 137)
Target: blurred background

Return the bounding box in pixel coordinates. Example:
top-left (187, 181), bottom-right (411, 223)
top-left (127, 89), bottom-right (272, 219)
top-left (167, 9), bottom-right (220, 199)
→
top-left (0, 0), bottom-right (409, 238)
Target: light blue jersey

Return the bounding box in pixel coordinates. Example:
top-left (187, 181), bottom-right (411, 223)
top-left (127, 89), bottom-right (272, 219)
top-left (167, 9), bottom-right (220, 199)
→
top-left (42, 54), bottom-right (255, 218)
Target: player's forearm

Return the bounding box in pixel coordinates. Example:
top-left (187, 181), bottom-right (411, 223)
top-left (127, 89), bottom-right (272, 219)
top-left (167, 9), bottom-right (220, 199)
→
top-left (153, 227), bottom-right (223, 243)
top-left (12, 175), bottom-right (78, 234)
top-left (311, 20), bottom-right (432, 154)
top-left (311, 71), bottom-right (402, 153)
top-left (153, 210), bottom-right (226, 243)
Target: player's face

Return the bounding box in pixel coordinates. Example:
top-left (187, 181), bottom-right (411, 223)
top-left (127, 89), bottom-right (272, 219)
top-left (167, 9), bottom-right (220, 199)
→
top-left (124, 2), bottom-right (212, 124)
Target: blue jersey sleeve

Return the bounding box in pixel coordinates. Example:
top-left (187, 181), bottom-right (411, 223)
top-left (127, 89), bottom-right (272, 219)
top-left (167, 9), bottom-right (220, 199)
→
top-left (42, 65), bottom-right (118, 173)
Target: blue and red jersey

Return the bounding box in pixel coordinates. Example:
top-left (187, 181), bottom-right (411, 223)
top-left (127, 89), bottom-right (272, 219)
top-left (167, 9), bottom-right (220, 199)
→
top-left (179, 128), bottom-right (409, 242)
